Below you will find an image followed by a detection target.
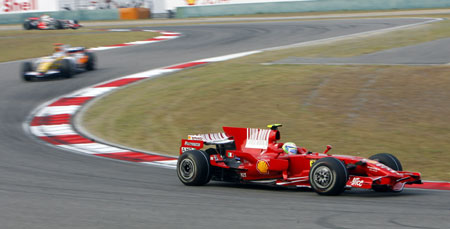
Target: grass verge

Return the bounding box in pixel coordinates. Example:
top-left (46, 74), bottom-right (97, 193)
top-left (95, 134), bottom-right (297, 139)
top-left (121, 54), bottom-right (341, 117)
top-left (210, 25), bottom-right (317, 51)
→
top-left (82, 18), bottom-right (450, 181)
top-left (0, 29), bottom-right (159, 62)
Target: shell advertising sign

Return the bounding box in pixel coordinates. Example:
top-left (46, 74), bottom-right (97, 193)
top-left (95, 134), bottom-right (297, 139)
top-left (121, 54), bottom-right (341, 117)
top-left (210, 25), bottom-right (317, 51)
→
top-left (1, 0), bottom-right (58, 14)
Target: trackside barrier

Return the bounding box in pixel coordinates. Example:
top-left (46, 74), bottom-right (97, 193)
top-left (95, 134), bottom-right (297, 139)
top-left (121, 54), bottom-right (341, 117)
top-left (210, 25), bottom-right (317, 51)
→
top-left (0, 9), bottom-right (119, 25)
top-left (176, 0), bottom-right (450, 18)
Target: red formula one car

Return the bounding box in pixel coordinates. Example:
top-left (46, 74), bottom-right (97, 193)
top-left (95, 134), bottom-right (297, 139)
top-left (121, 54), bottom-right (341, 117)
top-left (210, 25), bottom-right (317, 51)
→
top-left (177, 124), bottom-right (422, 195)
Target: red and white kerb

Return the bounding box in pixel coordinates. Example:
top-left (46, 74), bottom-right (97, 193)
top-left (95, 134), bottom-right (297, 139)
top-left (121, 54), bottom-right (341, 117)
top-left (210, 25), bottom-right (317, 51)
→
top-left (24, 29), bottom-right (450, 190)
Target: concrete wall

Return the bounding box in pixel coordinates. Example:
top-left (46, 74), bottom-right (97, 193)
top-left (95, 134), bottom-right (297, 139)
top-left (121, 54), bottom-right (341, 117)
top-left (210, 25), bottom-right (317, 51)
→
top-left (0, 9), bottom-right (119, 24)
top-left (176, 0), bottom-right (450, 18)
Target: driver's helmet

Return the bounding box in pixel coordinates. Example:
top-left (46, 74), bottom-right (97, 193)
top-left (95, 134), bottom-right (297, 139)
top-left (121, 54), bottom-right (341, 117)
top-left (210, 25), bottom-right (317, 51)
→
top-left (282, 142), bottom-right (298, 155)
top-left (53, 44), bottom-right (65, 57)
top-left (41, 15), bottom-right (51, 22)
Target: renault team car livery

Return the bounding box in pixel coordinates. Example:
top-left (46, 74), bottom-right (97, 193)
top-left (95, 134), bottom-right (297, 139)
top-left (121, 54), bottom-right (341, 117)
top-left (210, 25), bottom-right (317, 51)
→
top-left (22, 44), bottom-right (95, 81)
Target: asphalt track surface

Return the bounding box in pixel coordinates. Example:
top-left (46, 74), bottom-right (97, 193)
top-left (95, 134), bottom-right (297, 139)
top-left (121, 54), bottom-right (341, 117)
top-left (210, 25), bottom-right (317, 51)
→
top-left (0, 18), bottom-right (449, 229)
top-left (272, 37), bottom-right (450, 65)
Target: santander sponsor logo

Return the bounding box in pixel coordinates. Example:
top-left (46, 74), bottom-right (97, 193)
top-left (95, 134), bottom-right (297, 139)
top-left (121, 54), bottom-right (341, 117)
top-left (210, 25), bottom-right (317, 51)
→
top-left (2, 0), bottom-right (37, 13)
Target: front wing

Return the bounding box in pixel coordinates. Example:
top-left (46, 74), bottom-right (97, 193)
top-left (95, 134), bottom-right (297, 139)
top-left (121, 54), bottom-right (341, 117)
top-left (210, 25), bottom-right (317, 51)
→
top-left (274, 172), bottom-right (422, 191)
top-left (346, 172), bottom-right (422, 191)
top-left (24, 70), bottom-right (60, 78)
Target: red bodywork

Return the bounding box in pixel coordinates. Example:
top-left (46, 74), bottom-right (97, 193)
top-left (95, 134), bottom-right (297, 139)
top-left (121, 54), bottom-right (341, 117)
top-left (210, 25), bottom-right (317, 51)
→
top-left (180, 126), bottom-right (422, 191)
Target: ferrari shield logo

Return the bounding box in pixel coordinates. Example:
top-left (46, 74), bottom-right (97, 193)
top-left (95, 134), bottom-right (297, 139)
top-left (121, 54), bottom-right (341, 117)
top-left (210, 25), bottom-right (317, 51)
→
top-left (256, 160), bottom-right (269, 174)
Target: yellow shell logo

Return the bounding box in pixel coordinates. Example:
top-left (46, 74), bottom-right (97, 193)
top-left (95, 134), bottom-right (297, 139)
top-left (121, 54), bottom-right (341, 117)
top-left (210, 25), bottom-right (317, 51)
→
top-left (186, 0), bottom-right (196, 5)
top-left (256, 160), bottom-right (269, 174)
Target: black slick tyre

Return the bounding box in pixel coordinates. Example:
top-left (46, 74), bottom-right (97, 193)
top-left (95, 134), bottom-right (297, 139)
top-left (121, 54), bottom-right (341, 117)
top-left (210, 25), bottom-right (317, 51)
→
top-left (60, 59), bottom-right (73, 78)
top-left (22, 62), bottom-right (33, 81)
top-left (369, 153), bottom-right (402, 171)
top-left (56, 20), bottom-right (64, 29)
top-left (369, 153), bottom-right (403, 192)
top-left (23, 21), bottom-right (31, 30)
top-left (85, 52), bottom-right (96, 71)
top-left (309, 157), bottom-right (348, 195)
top-left (177, 150), bottom-right (211, 186)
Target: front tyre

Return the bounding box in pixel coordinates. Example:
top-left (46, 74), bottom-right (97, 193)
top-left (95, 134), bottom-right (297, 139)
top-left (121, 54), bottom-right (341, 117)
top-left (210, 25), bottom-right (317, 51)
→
top-left (60, 59), bottom-right (73, 78)
top-left (369, 153), bottom-right (403, 192)
top-left (22, 62), bottom-right (33, 81)
top-left (369, 153), bottom-right (402, 171)
top-left (177, 150), bottom-right (211, 186)
top-left (309, 157), bottom-right (348, 195)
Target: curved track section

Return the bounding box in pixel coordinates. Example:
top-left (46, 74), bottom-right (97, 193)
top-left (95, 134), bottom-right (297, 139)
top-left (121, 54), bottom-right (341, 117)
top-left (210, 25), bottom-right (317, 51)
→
top-left (1, 18), bottom-right (449, 228)
top-left (26, 50), bottom-right (262, 169)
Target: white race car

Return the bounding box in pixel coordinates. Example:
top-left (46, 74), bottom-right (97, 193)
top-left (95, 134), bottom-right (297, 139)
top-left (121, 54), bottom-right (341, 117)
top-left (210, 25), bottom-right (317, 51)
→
top-left (23, 15), bottom-right (81, 30)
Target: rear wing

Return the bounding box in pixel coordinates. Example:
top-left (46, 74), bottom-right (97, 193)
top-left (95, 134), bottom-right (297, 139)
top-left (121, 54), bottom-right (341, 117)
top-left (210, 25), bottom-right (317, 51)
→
top-left (67, 47), bottom-right (85, 53)
top-left (222, 126), bottom-right (280, 152)
top-left (180, 132), bottom-right (233, 155)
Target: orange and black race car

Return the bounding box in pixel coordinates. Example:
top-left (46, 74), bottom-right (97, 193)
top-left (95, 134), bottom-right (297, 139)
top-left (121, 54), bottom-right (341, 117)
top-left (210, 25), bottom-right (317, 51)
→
top-left (177, 124), bottom-right (422, 195)
top-left (21, 44), bottom-right (95, 81)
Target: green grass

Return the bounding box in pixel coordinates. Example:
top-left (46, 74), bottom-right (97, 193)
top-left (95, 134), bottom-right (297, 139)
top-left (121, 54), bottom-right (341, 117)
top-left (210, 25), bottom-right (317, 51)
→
top-left (0, 29), bottom-right (159, 62)
top-left (81, 17), bottom-right (450, 181)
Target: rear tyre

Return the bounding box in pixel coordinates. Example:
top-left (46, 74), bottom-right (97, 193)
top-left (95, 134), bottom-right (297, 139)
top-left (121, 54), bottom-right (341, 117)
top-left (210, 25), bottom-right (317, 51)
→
top-left (85, 52), bottom-right (96, 71)
top-left (60, 59), bottom-right (73, 78)
top-left (56, 20), bottom-right (64, 29)
top-left (369, 153), bottom-right (403, 192)
top-left (22, 62), bottom-right (33, 82)
top-left (177, 150), bottom-right (211, 186)
top-left (309, 157), bottom-right (348, 195)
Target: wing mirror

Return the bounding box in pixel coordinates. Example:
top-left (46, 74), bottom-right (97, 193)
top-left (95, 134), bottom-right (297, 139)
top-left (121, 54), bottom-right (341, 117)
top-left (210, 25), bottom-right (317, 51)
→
top-left (323, 145), bottom-right (332, 154)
